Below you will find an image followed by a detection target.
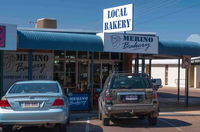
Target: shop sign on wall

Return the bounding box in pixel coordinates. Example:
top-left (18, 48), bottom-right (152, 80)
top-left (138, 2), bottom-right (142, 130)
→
top-left (100, 33), bottom-right (158, 54)
top-left (0, 24), bottom-right (17, 50)
top-left (103, 4), bottom-right (133, 33)
top-left (3, 51), bottom-right (54, 93)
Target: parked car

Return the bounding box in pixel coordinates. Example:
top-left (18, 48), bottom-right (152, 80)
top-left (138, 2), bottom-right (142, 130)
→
top-left (98, 73), bottom-right (161, 126)
top-left (0, 80), bottom-right (70, 132)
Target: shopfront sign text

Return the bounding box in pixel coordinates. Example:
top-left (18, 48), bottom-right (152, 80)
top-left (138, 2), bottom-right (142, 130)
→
top-left (103, 4), bottom-right (133, 33)
top-left (103, 33), bottom-right (158, 54)
top-left (3, 51), bottom-right (54, 93)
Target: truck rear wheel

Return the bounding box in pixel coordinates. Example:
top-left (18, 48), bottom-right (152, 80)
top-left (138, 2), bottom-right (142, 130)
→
top-left (148, 116), bottom-right (157, 126)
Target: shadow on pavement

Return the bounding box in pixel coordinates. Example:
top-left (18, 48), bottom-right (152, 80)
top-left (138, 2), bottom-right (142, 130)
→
top-left (110, 117), bottom-right (191, 128)
top-left (158, 92), bottom-right (200, 112)
top-left (68, 122), bottom-right (103, 132)
top-left (10, 122), bottom-right (103, 132)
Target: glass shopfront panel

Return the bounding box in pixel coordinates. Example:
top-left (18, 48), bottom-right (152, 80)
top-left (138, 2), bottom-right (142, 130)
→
top-left (54, 50), bottom-right (123, 93)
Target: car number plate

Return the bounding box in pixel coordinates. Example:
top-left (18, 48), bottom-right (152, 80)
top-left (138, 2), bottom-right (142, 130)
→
top-left (22, 102), bottom-right (40, 108)
top-left (125, 95), bottom-right (138, 101)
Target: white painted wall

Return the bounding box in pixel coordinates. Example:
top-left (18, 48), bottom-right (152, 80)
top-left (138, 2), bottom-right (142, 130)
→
top-left (151, 65), bottom-right (165, 85)
top-left (194, 65), bottom-right (200, 88)
top-left (151, 64), bottom-right (186, 87)
top-left (168, 65), bottom-right (185, 87)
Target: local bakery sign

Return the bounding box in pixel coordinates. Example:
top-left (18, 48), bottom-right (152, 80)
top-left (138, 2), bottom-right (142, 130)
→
top-left (103, 4), bottom-right (133, 33)
top-left (3, 51), bottom-right (54, 93)
top-left (99, 33), bottom-right (159, 54)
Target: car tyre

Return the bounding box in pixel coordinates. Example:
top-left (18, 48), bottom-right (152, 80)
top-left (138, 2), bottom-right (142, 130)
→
top-left (148, 116), bottom-right (157, 126)
top-left (67, 116), bottom-right (70, 125)
top-left (2, 126), bottom-right (13, 132)
top-left (56, 124), bottom-right (67, 132)
top-left (102, 117), bottom-right (110, 126)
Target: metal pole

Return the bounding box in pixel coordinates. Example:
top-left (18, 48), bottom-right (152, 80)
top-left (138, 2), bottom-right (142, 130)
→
top-left (177, 58), bottom-right (180, 103)
top-left (0, 51), bottom-right (3, 98)
top-left (142, 58), bottom-right (145, 74)
top-left (135, 54), bottom-right (139, 74)
top-left (90, 52), bottom-right (94, 110)
top-left (28, 50), bottom-right (33, 80)
top-left (185, 68), bottom-right (189, 107)
top-left (149, 59), bottom-right (152, 78)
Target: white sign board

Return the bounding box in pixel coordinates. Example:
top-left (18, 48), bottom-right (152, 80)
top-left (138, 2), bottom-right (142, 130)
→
top-left (99, 33), bottom-right (158, 54)
top-left (103, 4), bottom-right (133, 33)
top-left (3, 51), bottom-right (54, 93)
top-left (0, 23), bottom-right (17, 50)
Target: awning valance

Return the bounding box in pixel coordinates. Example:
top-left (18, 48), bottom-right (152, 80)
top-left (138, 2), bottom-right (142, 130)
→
top-left (17, 30), bottom-right (103, 52)
top-left (159, 40), bottom-right (200, 56)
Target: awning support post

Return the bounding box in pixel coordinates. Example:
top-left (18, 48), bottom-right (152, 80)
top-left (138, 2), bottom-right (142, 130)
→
top-left (134, 54), bottom-right (139, 74)
top-left (28, 50), bottom-right (33, 80)
top-left (142, 57), bottom-right (145, 74)
top-left (89, 52), bottom-right (94, 110)
top-left (185, 67), bottom-right (189, 107)
top-left (177, 58), bottom-right (180, 103)
top-left (149, 59), bottom-right (152, 77)
top-left (0, 51), bottom-right (3, 98)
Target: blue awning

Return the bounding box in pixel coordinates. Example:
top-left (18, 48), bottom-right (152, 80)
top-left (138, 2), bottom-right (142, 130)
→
top-left (159, 40), bottom-right (200, 56)
top-left (17, 30), bottom-right (200, 56)
top-left (17, 30), bottom-right (103, 52)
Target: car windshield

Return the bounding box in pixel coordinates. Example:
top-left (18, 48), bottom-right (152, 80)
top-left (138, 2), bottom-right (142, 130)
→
top-left (110, 74), bottom-right (152, 89)
top-left (9, 83), bottom-right (59, 94)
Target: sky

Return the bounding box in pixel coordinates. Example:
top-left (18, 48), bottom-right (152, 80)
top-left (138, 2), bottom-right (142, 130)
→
top-left (0, 0), bottom-right (200, 41)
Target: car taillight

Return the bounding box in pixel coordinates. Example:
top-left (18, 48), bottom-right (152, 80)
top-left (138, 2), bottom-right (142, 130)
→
top-left (52, 99), bottom-right (64, 106)
top-left (0, 100), bottom-right (11, 107)
top-left (105, 90), bottom-right (112, 104)
top-left (153, 92), bottom-right (158, 100)
top-left (105, 94), bottom-right (111, 101)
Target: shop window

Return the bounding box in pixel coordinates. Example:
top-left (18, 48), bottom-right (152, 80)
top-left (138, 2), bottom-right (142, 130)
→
top-left (78, 51), bottom-right (88, 59)
top-left (54, 50), bottom-right (65, 59)
top-left (65, 60), bottom-right (76, 87)
top-left (94, 52), bottom-right (99, 59)
top-left (100, 52), bottom-right (109, 59)
top-left (66, 51), bottom-right (76, 59)
top-left (54, 73), bottom-right (64, 86)
top-left (111, 53), bottom-right (120, 60)
top-left (54, 60), bottom-right (64, 72)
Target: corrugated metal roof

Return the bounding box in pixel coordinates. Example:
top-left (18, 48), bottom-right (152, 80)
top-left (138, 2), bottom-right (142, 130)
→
top-left (17, 30), bottom-right (103, 52)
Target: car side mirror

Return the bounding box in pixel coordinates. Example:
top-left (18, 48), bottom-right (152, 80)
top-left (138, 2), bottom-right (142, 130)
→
top-left (152, 78), bottom-right (162, 90)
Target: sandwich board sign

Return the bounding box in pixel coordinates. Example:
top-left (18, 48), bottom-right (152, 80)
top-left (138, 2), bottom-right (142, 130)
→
top-left (103, 4), bottom-right (134, 33)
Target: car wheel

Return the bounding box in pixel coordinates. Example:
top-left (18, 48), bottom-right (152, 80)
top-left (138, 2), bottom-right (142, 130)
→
top-left (67, 116), bottom-right (70, 125)
top-left (138, 115), bottom-right (145, 119)
top-left (60, 124), bottom-right (67, 132)
top-left (102, 117), bottom-right (110, 126)
top-left (2, 126), bottom-right (13, 132)
top-left (148, 116), bottom-right (158, 126)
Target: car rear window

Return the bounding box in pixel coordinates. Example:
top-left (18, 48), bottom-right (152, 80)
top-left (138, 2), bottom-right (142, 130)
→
top-left (110, 75), bottom-right (152, 89)
top-left (9, 83), bottom-right (59, 94)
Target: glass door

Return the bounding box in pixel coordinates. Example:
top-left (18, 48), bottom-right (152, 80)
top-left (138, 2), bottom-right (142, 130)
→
top-left (78, 60), bottom-right (88, 93)
top-left (93, 64), bottom-right (101, 90)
